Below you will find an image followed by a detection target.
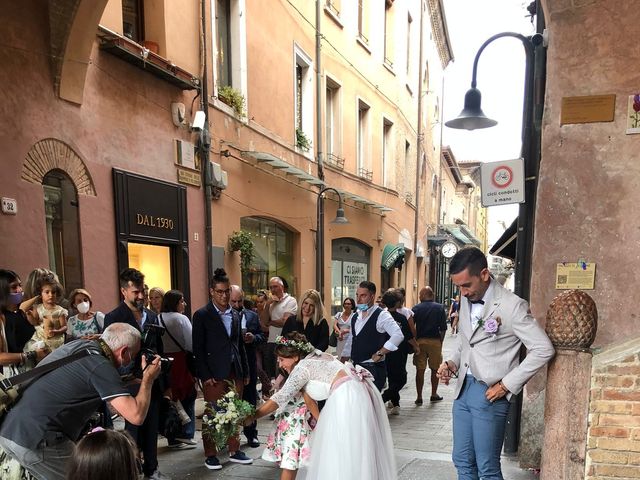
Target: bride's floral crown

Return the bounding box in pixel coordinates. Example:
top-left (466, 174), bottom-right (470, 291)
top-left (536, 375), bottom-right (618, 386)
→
top-left (274, 335), bottom-right (315, 354)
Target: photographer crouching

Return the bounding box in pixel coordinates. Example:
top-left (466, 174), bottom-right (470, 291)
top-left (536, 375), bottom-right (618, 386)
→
top-left (0, 322), bottom-right (161, 480)
top-left (104, 268), bottom-right (172, 480)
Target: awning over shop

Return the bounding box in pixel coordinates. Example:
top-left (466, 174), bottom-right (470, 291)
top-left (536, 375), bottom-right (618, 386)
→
top-left (489, 218), bottom-right (517, 261)
top-left (441, 224), bottom-right (481, 247)
top-left (381, 243), bottom-right (405, 270)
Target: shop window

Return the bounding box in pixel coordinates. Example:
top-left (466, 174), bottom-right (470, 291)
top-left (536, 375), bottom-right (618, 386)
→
top-left (43, 170), bottom-right (83, 293)
top-left (240, 217), bottom-right (295, 298)
top-left (127, 243), bottom-right (172, 292)
top-left (331, 238), bottom-right (370, 315)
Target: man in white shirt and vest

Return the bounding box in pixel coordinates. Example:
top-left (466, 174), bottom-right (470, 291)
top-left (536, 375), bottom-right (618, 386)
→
top-left (342, 280), bottom-right (404, 390)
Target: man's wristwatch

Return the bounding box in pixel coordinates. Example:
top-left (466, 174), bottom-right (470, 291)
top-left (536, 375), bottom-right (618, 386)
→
top-left (375, 351), bottom-right (384, 358)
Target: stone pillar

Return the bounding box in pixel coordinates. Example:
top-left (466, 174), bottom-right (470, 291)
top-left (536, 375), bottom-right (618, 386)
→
top-left (540, 349), bottom-right (593, 480)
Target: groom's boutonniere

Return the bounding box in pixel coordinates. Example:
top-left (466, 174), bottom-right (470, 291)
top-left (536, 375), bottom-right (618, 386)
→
top-left (477, 316), bottom-right (501, 336)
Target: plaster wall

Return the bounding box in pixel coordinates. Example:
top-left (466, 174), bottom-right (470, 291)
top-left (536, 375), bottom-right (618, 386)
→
top-left (533, 0), bottom-right (640, 349)
top-left (521, 0), bottom-right (640, 468)
top-left (0, 3), bottom-right (208, 311)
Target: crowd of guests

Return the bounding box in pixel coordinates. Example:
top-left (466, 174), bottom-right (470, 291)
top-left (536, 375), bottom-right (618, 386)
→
top-left (0, 265), bottom-right (451, 480)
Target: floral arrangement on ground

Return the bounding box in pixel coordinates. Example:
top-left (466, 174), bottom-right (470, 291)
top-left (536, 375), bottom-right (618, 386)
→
top-left (202, 382), bottom-right (255, 449)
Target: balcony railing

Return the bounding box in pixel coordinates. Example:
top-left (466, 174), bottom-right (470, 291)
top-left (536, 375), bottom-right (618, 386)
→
top-left (358, 167), bottom-right (373, 182)
top-left (326, 153), bottom-right (345, 170)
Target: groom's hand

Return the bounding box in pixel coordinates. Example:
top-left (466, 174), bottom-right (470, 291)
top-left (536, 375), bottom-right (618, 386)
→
top-left (486, 381), bottom-right (509, 402)
top-left (437, 361), bottom-right (457, 385)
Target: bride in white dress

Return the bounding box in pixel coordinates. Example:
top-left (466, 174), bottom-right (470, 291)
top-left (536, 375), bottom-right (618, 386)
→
top-left (248, 332), bottom-right (397, 480)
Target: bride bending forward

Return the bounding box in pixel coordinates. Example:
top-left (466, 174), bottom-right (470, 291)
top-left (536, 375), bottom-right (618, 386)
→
top-left (247, 332), bottom-right (397, 480)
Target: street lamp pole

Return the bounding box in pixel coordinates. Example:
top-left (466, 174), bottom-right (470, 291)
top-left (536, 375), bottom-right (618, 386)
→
top-left (316, 187), bottom-right (349, 301)
top-left (445, 31), bottom-right (544, 455)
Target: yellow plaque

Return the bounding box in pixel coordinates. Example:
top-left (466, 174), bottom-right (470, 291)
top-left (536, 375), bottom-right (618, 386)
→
top-left (177, 167), bottom-right (201, 187)
top-left (560, 94), bottom-right (615, 125)
top-left (555, 262), bottom-right (596, 290)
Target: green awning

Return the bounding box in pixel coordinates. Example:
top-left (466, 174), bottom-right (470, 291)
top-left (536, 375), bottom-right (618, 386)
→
top-left (381, 243), bottom-right (405, 270)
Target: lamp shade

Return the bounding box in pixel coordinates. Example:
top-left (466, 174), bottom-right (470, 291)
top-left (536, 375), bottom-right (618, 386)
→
top-left (445, 87), bottom-right (498, 131)
top-left (330, 207), bottom-right (349, 224)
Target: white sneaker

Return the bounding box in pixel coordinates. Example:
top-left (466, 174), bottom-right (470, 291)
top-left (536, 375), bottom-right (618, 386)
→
top-left (145, 470), bottom-right (172, 480)
top-left (390, 406), bottom-right (400, 415)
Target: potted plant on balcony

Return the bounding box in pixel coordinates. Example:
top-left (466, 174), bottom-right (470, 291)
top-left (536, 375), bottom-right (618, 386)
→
top-left (217, 85), bottom-right (246, 118)
top-left (296, 128), bottom-right (312, 152)
top-left (228, 230), bottom-right (255, 272)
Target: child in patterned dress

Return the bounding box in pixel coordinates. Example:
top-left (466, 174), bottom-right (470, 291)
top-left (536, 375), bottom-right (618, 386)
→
top-left (25, 276), bottom-right (67, 352)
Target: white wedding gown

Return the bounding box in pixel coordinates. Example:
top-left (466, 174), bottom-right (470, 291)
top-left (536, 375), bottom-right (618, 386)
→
top-left (270, 352), bottom-right (397, 480)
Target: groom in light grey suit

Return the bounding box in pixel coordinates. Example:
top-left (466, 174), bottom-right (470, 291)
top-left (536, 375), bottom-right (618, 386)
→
top-left (437, 247), bottom-right (554, 480)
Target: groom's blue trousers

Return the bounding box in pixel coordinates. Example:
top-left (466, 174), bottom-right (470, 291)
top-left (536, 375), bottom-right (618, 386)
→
top-left (452, 375), bottom-right (510, 480)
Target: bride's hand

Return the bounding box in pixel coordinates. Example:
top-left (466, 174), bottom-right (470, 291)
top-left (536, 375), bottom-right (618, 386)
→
top-left (243, 415), bottom-right (255, 426)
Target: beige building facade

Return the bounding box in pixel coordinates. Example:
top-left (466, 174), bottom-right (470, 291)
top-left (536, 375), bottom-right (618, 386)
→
top-left (0, 0), bottom-right (452, 315)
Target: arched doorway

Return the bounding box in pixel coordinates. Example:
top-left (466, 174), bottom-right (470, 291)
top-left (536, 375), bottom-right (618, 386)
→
top-left (331, 238), bottom-right (371, 315)
top-left (43, 170), bottom-right (83, 292)
top-left (240, 217), bottom-right (296, 297)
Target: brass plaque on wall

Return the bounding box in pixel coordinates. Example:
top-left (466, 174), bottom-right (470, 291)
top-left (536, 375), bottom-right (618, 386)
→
top-left (177, 167), bottom-right (201, 187)
top-left (555, 263), bottom-right (596, 290)
top-left (560, 94), bottom-right (616, 125)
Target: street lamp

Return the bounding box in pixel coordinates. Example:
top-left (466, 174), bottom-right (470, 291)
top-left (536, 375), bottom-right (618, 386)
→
top-left (445, 31), bottom-right (544, 455)
top-left (316, 187), bottom-right (349, 300)
top-left (445, 31), bottom-right (542, 300)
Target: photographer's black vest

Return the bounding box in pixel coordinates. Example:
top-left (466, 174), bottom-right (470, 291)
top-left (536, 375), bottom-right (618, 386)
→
top-left (350, 307), bottom-right (389, 364)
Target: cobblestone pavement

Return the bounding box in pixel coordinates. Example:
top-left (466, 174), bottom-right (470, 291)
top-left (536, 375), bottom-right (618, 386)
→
top-left (156, 333), bottom-right (539, 479)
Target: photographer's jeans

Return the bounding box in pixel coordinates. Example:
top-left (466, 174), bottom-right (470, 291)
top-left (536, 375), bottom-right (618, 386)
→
top-left (0, 434), bottom-right (73, 480)
top-left (452, 376), bottom-right (510, 480)
top-left (202, 376), bottom-right (244, 457)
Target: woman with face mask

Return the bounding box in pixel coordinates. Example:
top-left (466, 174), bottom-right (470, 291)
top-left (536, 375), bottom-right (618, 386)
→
top-left (0, 269), bottom-right (47, 375)
top-left (66, 288), bottom-right (105, 341)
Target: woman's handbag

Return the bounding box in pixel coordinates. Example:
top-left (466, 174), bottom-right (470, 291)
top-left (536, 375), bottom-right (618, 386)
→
top-left (159, 315), bottom-right (196, 376)
top-left (328, 330), bottom-right (338, 348)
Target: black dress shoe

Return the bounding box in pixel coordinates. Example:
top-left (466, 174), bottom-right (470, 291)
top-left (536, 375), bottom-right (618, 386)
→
top-left (247, 437), bottom-right (260, 448)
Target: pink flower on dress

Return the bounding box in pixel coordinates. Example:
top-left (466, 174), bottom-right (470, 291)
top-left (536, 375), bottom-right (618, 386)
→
top-left (266, 434), bottom-right (275, 448)
top-left (277, 419), bottom-right (290, 433)
top-left (289, 449), bottom-right (299, 461)
top-left (274, 446), bottom-right (282, 458)
top-left (301, 447), bottom-right (311, 460)
top-left (295, 405), bottom-right (307, 416)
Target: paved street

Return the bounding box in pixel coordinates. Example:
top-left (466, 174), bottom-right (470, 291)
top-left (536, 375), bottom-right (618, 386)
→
top-left (157, 334), bottom-right (539, 479)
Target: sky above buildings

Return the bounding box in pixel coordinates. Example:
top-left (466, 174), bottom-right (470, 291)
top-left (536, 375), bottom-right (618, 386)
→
top-left (441, 0), bottom-right (535, 245)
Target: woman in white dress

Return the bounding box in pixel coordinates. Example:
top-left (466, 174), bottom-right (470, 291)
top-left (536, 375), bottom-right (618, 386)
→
top-left (248, 332), bottom-right (396, 480)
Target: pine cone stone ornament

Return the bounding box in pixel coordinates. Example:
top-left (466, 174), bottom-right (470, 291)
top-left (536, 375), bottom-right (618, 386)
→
top-left (545, 289), bottom-right (597, 350)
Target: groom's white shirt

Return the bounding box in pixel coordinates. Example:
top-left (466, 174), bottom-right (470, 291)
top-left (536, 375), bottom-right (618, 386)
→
top-left (450, 279), bottom-right (554, 399)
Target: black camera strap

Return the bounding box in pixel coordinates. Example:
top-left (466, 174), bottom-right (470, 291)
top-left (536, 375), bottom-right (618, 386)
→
top-left (0, 348), bottom-right (97, 392)
top-left (159, 314), bottom-right (188, 354)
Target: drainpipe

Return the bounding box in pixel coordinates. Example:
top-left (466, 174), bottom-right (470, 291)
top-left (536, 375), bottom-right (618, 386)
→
top-left (413, 0), bottom-right (425, 299)
top-left (200, 0), bottom-right (213, 288)
top-left (316, 0), bottom-right (324, 181)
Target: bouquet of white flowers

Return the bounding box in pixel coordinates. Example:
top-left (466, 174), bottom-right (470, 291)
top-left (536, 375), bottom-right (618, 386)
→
top-left (202, 382), bottom-right (255, 449)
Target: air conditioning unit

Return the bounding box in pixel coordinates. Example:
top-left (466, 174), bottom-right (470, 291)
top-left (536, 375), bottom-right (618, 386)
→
top-left (208, 161), bottom-right (228, 189)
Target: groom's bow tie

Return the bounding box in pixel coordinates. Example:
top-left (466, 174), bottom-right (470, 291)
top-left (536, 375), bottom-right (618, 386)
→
top-left (469, 299), bottom-right (485, 305)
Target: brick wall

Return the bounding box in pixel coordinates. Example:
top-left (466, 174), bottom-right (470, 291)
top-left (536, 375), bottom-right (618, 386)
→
top-left (586, 340), bottom-right (640, 479)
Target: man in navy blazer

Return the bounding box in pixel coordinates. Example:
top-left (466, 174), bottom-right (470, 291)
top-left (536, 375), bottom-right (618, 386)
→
top-left (103, 268), bottom-right (168, 480)
top-left (192, 269), bottom-right (251, 471)
top-left (230, 285), bottom-right (265, 448)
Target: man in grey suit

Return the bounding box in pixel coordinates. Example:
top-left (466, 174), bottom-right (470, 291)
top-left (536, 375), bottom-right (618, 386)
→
top-left (437, 247), bottom-right (554, 480)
